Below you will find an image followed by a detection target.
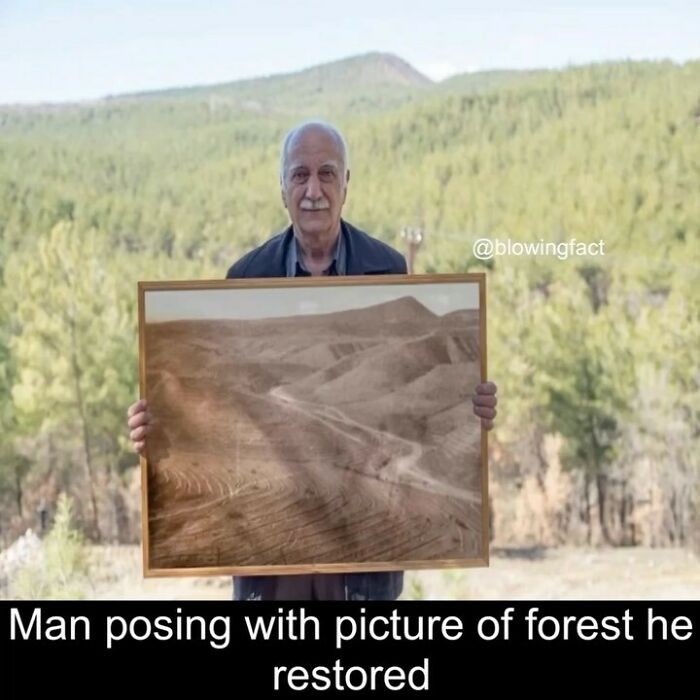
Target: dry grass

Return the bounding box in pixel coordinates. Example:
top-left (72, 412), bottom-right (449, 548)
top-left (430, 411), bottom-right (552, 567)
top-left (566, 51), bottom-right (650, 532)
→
top-left (78, 544), bottom-right (700, 600)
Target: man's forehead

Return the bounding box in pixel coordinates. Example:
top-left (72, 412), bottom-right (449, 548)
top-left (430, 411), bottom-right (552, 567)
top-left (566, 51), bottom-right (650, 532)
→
top-left (287, 156), bottom-right (341, 171)
top-left (287, 128), bottom-right (343, 163)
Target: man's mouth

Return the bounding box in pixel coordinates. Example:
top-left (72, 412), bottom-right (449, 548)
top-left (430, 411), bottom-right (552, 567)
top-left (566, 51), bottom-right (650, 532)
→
top-left (300, 200), bottom-right (330, 211)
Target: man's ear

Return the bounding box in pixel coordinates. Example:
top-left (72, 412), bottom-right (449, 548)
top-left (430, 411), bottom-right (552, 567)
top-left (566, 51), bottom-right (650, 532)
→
top-left (280, 181), bottom-right (288, 209)
top-left (342, 169), bottom-right (350, 203)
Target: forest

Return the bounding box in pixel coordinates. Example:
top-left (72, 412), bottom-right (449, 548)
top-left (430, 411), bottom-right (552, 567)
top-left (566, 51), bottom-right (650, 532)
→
top-left (0, 52), bottom-right (698, 553)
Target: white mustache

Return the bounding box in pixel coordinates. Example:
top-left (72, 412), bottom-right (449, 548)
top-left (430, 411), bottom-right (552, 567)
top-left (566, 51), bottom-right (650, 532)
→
top-left (300, 198), bottom-right (330, 211)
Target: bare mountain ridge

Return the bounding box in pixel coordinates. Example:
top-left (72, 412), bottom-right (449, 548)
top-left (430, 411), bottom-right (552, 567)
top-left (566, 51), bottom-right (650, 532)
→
top-left (119, 52), bottom-right (432, 102)
top-left (285, 328), bottom-right (475, 404)
top-left (151, 295), bottom-right (441, 334)
top-left (273, 52), bottom-right (432, 89)
top-left (146, 300), bottom-right (479, 407)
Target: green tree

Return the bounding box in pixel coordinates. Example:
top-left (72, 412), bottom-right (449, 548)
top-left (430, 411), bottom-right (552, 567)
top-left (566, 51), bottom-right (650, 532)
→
top-left (537, 272), bottom-right (636, 543)
top-left (5, 222), bottom-right (136, 539)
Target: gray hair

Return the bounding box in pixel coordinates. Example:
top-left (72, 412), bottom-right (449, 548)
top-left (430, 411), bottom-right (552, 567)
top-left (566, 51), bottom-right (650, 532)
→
top-left (279, 120), bottom-right (350, 183)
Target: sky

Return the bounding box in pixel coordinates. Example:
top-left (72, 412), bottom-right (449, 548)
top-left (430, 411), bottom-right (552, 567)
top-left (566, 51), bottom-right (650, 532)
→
top-left (145, 282), bottom-right (479, 322)
top-left (1, 1), bottom-right (698, 104)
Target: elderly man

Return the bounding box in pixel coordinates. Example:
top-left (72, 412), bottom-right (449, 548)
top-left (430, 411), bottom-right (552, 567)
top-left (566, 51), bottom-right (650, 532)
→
top-left (127, 120), bottom-right (498, 601)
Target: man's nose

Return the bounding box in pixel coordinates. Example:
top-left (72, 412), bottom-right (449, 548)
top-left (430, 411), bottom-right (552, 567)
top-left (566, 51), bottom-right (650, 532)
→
top-left (304, 174), bottom-right (322, 199)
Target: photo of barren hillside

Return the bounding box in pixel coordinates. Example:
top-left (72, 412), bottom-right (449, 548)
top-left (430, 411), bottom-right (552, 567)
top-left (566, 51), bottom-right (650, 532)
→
top-left (142, 283), bottom-right (485, 574)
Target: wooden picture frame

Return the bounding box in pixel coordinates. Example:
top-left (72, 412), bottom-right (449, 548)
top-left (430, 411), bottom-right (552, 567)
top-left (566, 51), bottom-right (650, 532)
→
top-left (138, 273), bottom-right (488, 577)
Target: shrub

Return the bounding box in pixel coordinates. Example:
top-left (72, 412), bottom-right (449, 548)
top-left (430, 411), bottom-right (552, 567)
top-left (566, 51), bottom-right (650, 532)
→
top-left (11, 493), bottom-right (90, 599)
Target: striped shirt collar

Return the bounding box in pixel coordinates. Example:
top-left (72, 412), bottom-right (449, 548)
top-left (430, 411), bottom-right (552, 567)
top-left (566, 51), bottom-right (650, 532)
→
top-left (286, 224), bottom-right (347, 277)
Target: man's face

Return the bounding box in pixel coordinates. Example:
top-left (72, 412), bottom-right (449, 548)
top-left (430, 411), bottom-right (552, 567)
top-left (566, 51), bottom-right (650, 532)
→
top-left (281, 127), bottom-right (349, 244)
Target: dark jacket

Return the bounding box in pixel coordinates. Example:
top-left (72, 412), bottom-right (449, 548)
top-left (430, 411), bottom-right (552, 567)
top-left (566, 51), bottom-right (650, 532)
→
top-left (226, 219), bottom-right (407, 600)
top-left (226, 218), bottom-right (407, 278)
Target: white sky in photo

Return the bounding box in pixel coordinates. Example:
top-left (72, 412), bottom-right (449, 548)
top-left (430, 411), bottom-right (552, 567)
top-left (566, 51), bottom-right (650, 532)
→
top-left (145, 282), bottom-right (479, 322)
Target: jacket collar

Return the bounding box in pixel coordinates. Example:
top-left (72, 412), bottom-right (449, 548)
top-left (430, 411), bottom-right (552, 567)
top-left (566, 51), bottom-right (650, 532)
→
top-left (343, 219), bottom-right (396, 275)
top-left (276, 219), bottom-right (394, 276)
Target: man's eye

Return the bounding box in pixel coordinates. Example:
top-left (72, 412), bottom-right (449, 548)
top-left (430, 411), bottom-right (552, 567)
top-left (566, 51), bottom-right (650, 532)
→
top-left (293, 172), bottom-right (307, 181)
top-left (319, 170), bottom-right (334, 180)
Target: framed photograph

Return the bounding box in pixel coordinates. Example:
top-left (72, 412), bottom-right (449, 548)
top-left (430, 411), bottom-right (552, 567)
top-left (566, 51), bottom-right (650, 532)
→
top-left (138, 273), bottom-right (488, 577)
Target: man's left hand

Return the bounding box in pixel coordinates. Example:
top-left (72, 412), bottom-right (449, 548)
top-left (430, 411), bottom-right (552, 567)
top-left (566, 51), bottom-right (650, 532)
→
top-left (472, 381), bottom-right (498, 430)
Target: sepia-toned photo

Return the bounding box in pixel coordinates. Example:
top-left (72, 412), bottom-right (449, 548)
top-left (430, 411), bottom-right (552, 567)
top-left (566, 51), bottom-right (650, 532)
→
top-left (139, 274), bottom-right (487, 576)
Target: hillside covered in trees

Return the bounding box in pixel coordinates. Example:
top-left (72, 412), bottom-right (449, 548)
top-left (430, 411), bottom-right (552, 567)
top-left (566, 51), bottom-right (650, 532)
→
top-left (0, 52), bottom-right (698, 551)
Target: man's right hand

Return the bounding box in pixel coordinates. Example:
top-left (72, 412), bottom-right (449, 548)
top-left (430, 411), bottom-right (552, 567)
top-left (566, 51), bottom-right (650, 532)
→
top-left (127, 399), bottom-right (151, 454)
